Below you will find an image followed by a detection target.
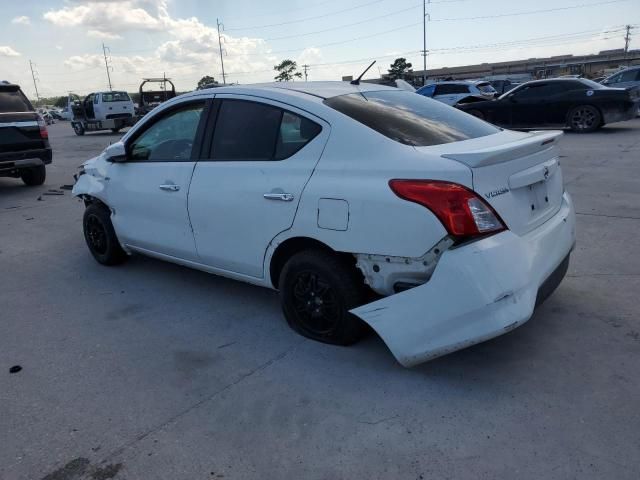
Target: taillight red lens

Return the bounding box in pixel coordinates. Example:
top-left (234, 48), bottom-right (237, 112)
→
top-left (389, 179), bottom-right (506, 239)
top-left (37, 117), bottom-right (48, 139)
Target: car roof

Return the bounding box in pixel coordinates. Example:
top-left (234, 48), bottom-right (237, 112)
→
top-left (196, 81), bottom-right (398, 100)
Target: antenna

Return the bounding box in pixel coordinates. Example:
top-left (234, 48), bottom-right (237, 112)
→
top-left (351, 60), bottom-right (376, 85)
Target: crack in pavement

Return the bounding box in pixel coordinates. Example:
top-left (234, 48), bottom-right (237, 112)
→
top-left (575, 212), bottom-right (640, 220)
top-left (99, 339), bottom-right (305, 464)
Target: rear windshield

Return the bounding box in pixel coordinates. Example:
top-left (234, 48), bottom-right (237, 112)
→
top-left (102, 91), bottom-right (131, 102)
top-left (0, 89), bottom-right (32, 113)
top-left (324, 90), bottom-right (498, 146)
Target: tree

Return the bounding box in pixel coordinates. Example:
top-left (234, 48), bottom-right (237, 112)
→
top-left (388, 58), bottom-right (413, 80)
top-left (197, 75), bottom-right (217, 90)
top-left (274, 60), bottom-right (302, 82)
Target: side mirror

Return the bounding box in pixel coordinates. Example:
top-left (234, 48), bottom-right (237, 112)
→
top-left (507, 94), bottom-right (517, 102)
top-left (104, 142), bottom-right (127, 163)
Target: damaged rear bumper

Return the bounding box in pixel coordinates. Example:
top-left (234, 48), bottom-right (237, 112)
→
top-left (350, 192), bottom-right (576, 367)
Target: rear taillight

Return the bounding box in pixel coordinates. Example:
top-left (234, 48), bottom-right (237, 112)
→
top-left (389, 179), bottom-right (506, 240)
top-left (37, 116), bottom-right (48, 139)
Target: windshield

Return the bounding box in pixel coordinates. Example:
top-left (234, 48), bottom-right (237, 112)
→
top-left (0, 89), bottom-right (33, 113)
top-left (324, 90), bottom-right (498, 147)
top-left (476, 82), bottom-right (497, 94)
top-left (101, 91), bottom-right (131, 102)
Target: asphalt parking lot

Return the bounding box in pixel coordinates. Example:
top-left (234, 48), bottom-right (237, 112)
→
top-left (1, 120), bottom-right (639, 480)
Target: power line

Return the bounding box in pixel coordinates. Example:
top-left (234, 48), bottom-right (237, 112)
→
top-left (225, 0), bottom-right (386, 31)
top-left (260, 4), bottom-right (421, 41)
top-left (432, 0), bottom-right (630, 22)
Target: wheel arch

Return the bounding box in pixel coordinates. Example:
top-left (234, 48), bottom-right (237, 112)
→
top-left (268, 236), bottom-right (353, 289)
top-left (566, 103), bottom-right (603, 127)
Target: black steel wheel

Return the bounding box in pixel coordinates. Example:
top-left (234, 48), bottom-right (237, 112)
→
top-left (568, 105), bottom-right (601, 133)
top-left (279, 249), bottom-right (366, 345)
top-left (82, 204), bottom-right (127, 265)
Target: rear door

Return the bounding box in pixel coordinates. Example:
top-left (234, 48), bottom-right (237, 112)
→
top-left (0, 86), bottom-right (44, 154)
top-left (188, 95), bottom-right (329, 278)
top-left (434, 84), bottom-right (470, 105)
top-left (105, 99), bottom-right (208, 261)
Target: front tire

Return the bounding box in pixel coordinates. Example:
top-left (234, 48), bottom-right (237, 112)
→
top-left (82, 204), bottom-right (127, 265)
top-left (279, 249), bottom-right (367, 345)
top-left (20, 165), bottom-right (46, 186)
top-left (568, 105), bottom-right (601, 133)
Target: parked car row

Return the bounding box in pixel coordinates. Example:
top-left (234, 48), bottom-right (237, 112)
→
top-left (416, 69), bottom-right (640, 132)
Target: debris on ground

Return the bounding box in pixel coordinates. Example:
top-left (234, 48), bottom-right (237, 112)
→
top-left (9, 365), bottom-right (22, 374)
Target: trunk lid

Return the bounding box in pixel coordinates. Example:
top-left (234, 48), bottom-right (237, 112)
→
top-left (416, 130), bottom-right (564, 236)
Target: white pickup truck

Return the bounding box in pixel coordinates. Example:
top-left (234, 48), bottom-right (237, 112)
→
top-left (70, 91), bottom-right (137, 135)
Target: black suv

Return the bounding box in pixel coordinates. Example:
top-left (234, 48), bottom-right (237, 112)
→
top-left (0, 82), bottom-right (52, 186)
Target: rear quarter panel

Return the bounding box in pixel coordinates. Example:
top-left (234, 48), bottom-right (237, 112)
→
top-left (276, 115), bottom-right (473, 259)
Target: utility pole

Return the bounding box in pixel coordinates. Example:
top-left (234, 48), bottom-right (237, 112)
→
top-left (303, 64), bottom-right (309, 81)
top-left (29, 60), bottom-right (40, 104)
top-left (422, 0), bottom-right (431, 86)
top-left (217, 18), bottom-right (226, 84)
top-left (624, 24), bottom-right (631, 53)
top-left (102, 43), bottom-right (113, 91)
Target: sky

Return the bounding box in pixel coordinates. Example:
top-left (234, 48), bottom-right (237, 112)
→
top-left (0, 0), bottom-right (638, 98)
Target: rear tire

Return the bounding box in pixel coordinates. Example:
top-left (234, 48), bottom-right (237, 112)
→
top-left (73, 123), bottom-right (85, 136)
top-left (20, 165), bottom-right (46, 186)
top-left (279, 249), bottom-right (367, 346)
top-left (567, 105), bottom-right (601, 133)
top-left (82, 204), bottom-right (127, 266)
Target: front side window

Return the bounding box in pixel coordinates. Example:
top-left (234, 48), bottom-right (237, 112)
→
top-left (211, 100), bottom-right (321, 161)
top-left (324, 90), bottom-right (498, 147)
top-left (511, 83), bottom-right (566, 99)
top-left (129, 102), bottom-right (204, 161)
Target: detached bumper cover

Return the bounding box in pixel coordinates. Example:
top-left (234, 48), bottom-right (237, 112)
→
top-left (351, 192), bottom-right (576, 367)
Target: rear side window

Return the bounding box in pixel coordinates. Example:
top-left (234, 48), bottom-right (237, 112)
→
top-left (324, 90), bottom-right (498, 147)
top-left (102, 92), bottom-right (131, 102)
top-left (0, 89), bottom-right (32, 113)
top-left (435, 84), bottom-right (469, 95)
top-left (211, 100), bottom-right (321, 161)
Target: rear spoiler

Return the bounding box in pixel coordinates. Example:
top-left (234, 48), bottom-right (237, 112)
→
top-left (441, 131), bottom-right (563, 168)
top-left (0, 83), bottom-right (21, 92)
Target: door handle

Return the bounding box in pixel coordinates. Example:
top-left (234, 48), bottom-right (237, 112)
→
top-left (159, 184), bottom-right (180, 192)
top-left (263, 192), bottom-right (294, 202)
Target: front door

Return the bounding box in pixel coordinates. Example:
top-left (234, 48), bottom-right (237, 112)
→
top-left (188, 96), bottom-right (329, 278)
top-left (106, 99), bottom-right (207, 261)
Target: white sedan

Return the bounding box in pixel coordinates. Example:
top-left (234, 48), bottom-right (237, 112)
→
top-left (73, 81), bottom-right (576, 367)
